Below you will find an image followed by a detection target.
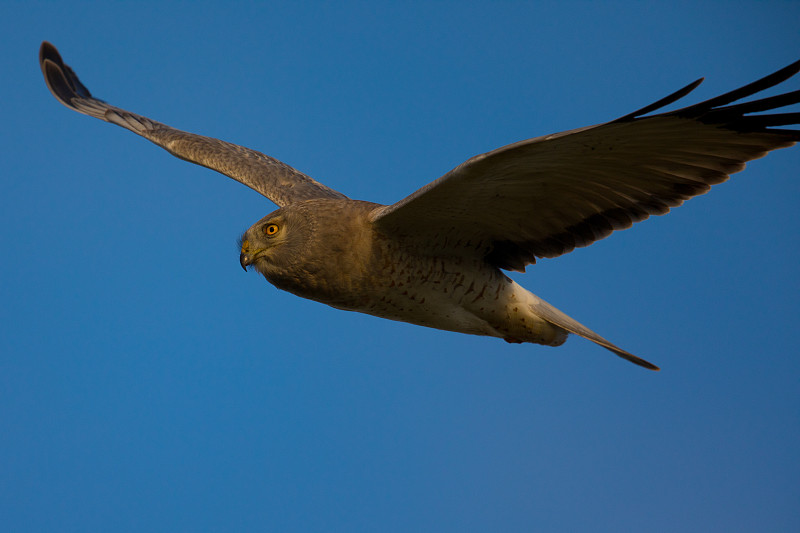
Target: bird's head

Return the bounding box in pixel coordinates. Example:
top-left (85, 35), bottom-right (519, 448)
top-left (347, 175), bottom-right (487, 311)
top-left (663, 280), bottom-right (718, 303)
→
top-left (238, 206), bottom-right (311, 278)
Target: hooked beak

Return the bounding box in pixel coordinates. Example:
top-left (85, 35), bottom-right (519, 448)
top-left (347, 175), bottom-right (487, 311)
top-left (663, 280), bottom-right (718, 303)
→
top-left (239, 252), bottom-right (252, 271)
top-left (239, 239), bottom-right (253, 271)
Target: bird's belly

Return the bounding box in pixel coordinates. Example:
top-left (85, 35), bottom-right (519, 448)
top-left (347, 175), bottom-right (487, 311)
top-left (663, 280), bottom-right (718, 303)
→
top-left (312, 259), bottom-right (502, 336)
top-left (330, 262), bottom-right (564, 345)
top-left (350, 289), bottom-right (503, 337)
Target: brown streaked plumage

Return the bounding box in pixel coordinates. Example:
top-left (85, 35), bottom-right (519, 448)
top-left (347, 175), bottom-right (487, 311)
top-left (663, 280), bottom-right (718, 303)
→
top-left (40, 41), bottom-right (800, 370)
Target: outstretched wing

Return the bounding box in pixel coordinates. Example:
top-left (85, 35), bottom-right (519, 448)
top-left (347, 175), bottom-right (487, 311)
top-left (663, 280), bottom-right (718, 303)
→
top-left (39, 42), bottom-right (347, 207)
top-left (371, 59), bottom-right (800, 271)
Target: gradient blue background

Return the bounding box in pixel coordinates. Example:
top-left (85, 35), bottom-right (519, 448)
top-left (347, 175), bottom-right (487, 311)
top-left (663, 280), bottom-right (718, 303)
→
top-left (2, 2), bottom-right (799, 531)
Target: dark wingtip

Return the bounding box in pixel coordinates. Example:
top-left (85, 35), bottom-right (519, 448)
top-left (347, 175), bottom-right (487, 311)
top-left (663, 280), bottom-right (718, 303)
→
top-left (613, 77), bottom-right (705, 122)
top-left (675, 57), bottom-right (800, 118)
top-left (39, 41), bottom-right (96, 110)
top-left (39, 41), bottom-right (62, 67)
top-left (40, 41), bottom-right (71, 105)
top-left (612, 57), bottom-right (800, 126)
top-left (41, 58), bottom-right (76, 107)
top-left (641, 360), bottom-right (661, 372)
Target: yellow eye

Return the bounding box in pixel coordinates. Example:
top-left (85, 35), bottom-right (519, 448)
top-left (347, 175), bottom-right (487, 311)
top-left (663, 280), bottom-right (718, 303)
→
top-left (263, 223), bottom-right (279, 236)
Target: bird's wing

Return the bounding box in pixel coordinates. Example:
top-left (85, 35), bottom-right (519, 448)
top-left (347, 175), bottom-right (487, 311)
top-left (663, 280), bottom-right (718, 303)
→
top-left (39, 42), bottom-right (347, 207)
top-left (371, 60), bottom-right (800, 271)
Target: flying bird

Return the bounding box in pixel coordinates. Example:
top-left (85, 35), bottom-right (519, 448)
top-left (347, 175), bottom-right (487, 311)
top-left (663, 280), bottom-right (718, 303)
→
top-left (39, 41), bottom-right (800, 370)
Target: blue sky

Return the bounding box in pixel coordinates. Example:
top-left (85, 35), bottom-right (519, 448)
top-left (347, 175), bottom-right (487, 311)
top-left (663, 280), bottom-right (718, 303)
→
top-left (2, 1), bottom-right (799, 531)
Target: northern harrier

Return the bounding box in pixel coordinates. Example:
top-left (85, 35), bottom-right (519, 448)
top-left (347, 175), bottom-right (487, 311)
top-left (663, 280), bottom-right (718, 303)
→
top-left (39, 42), bottom-right (800, 370)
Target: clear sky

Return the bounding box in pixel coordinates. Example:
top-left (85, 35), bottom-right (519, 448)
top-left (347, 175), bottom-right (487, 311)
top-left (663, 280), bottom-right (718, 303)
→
top-left (2, 1), bottom-right (799, 532)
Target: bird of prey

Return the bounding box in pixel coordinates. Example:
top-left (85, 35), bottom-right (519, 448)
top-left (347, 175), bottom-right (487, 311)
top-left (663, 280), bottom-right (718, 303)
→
top-left (39, 41), bottom-right (800, 370)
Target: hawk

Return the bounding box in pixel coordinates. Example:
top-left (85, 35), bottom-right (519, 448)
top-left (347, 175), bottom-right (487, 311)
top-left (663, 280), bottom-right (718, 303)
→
top-left (40, 42), bottom-right (800, 370)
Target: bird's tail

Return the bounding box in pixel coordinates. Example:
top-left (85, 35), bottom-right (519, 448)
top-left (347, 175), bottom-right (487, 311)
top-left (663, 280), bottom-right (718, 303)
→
top-left (523, 289), bottom-right (660, 371)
